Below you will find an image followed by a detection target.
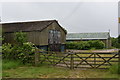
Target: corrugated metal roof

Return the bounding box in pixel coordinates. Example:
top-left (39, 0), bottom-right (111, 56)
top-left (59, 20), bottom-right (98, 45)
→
top-left (66, 32), bottom-right (110, 40)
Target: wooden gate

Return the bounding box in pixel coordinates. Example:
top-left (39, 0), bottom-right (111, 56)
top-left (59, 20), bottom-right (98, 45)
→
top-left (35, 50), bottom-right (119, 69)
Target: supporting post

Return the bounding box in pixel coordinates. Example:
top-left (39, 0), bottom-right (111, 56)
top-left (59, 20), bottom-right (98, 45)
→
top-left (94, 53), bottom-right (96, 68)
top-left (106, 39), bottom-right (109, 48)
top-left (70, 53), bottom-right (74, 70)
top-left (53, 52), bottom-right (55, 66)
top-left (35, 49), bottom-right (39, 66)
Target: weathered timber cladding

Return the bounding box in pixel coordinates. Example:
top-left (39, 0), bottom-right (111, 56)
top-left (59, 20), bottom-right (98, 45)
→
top-left (2, 20), bottom-right (67, 51)
top-left (26, 21), bottom-right (66, 45)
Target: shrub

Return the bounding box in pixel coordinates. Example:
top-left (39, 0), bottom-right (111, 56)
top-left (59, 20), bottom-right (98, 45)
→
top-left (88, 40), bottom-right (105, 49)
top-left (17, 42), bottom-right (36, 63)
top-left (66, 40), bottom-right (105, 50)
top-left (14, 31), bottom-right (27, 45)
top-left (77, 41), bottom-right (90, 50)
top-left (111, 37), bottom-right (120, 48)
top-left (66, 42), bottom-right (77, 49)
top-left (2, 32), bottom-right (37, 64)
top-left (2, 43), bottom-right (13, 59)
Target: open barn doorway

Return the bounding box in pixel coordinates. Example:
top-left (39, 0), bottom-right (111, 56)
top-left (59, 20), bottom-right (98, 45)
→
top-left (48, 30), bottom-right (61, 52)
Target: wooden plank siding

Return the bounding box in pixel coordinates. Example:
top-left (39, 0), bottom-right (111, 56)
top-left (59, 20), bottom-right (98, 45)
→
top-left (2, 20), bottom-right (66, 47)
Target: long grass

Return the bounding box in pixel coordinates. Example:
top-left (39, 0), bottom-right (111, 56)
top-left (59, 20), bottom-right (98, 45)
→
top-left (2, 59), bottom-right (120, 78)
top-left (109, 63), bottom-right (120, 74)
top-left (2, 59), bottom-right (23, 70)
top-left (2, 64), bottom-right (120, 78)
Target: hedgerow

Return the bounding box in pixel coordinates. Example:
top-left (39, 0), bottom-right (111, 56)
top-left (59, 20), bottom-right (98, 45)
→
top-left (66, 40), bottom-right (105, 50)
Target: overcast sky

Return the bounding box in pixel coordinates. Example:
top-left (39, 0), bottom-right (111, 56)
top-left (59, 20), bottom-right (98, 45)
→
top-left (0, 2), bottom-right (119, 37)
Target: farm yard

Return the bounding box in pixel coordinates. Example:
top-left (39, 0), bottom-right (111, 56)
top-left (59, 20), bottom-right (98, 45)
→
top-left (1, 1), bottom-right (120, 80)
top-left (1, 20), bottom-right (120, 79)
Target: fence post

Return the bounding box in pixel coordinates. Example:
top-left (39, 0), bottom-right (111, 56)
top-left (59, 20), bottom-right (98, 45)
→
top-left (94, 53), bottom-right (96, 68)
top-left (70, 53), bottom-right (74, 70)
top-left (35, 49), bottom-right (39, 66)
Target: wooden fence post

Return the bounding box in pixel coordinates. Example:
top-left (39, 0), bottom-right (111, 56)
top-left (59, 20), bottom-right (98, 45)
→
top-left (94, 53), bottom-right (96, 68)
top-left (70, 53), bottom-right (74, 70)
top-left (35, 49), bottom-right (39, 66)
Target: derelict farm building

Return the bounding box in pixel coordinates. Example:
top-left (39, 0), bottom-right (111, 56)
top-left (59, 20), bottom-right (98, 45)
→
top-left (2, 20), bottom-right (67, 52)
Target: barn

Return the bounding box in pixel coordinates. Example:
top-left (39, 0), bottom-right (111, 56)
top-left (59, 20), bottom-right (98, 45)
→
top-left (66, 32), bottom-right (111, 48)
top-left (1, 20), bottom-right (67, 52)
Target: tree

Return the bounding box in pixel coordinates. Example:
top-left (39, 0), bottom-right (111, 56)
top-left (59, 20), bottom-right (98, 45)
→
top-left (14, 31), bottom-right (27, 45)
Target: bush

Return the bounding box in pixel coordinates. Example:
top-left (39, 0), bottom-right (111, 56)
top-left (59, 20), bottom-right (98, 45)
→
top-left (14, 31), bottom-right (27, 45)
top-left (77, 41), bottom-right (90, 50)
top-left (2, 43), bottom-right (13, 59)
top-left (66, 42), bottom-right (77, 49)
top-left (17, 42), bottom-right (36, 63)
top-left (2, 32), bottom-right (37, 64)
top-left (66, 40), bottom-right (105, 50)
top-left (2, 42), bottom-right (36, 63)
top-left (88, 40), bottom-right (105, 49)
top-left (111, 37), bottom-right (120, 48)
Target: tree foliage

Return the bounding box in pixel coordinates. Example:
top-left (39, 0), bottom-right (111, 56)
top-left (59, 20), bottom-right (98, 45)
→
top-left (2, 32), bottom-right (37, 64)
top-left (14, 31), bottom-right (27, 45)
top-left (111, 35), bottom-right (120, 48)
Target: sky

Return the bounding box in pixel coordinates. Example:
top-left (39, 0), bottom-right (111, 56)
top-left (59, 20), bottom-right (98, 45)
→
top-left (0, 1), bottom-right (119, 37)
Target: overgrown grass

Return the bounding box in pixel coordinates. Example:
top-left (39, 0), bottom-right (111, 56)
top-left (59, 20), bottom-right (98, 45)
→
top-left (2, 65), bottom-right (120, 78)
top-left (2, 59), bottom-right (120, 78)
top-left (2, 62), bottom-right (120, 78)
top-left (2, 62), bottom-right (71, 78)
top-left (2, 59), bottom-right (23, 70)
top-left (109, 63), bottom-right (120, 74)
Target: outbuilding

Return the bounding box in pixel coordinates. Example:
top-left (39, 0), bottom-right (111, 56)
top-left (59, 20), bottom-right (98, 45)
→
top-left (1, 20), bottom-right (67, 52)
top-left (66, 32), bottom-right (111, 48)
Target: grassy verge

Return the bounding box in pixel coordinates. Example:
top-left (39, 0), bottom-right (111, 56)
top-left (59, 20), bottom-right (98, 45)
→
top-left (2, 59), bottom-right (23, 70)
top-left (109, 63), bottom-right (120, 74)
top-left (2, 60), bottom-right (120, 78)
